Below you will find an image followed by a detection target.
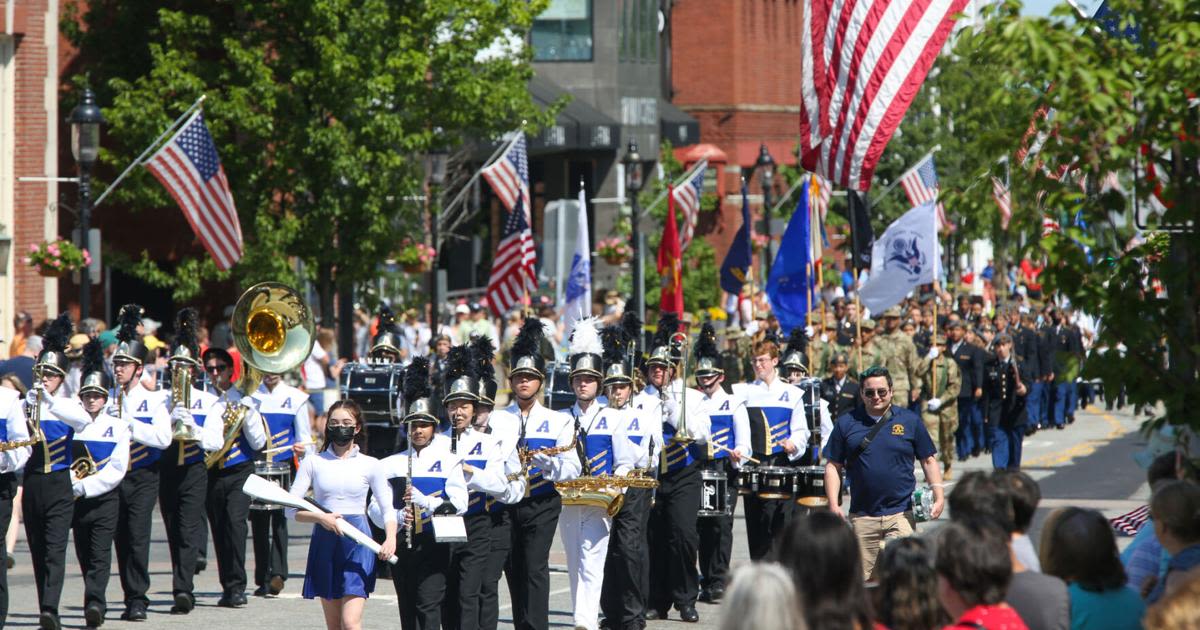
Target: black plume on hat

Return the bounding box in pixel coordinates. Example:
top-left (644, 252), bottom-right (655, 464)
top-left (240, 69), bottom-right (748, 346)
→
top-left (403, 356), bottom-right (432, 404)
top-left (695, 323), bottom-right (721, 362)
top-left (470, 335), bottom-right (496, 381)
top-left (762, 329), bottom-right (783, 347)
top-left (378, 303), bottom-right (398, 332)
top-left (175, 307), bottom-right (200, 352)
top-left (652, 312), bottom-right (679, 350)
top-left (511, 318), bottom-right (545, 360)
top-left (621, 311), bottom-right (642, 347)
top-left (443, 345), bottom-right (476, 383)
top-left (43, 312), bottom-right (73, 354)
top-left (784, 327), bottom-right (808, 357)
top-left (116, 304), bottom-right (143, 343)
top-left (82, 337), bottom-right (105, 375)
top-left (601, 325), bottom-right (627, 366)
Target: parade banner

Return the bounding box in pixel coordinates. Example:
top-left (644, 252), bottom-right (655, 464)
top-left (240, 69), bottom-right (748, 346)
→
top-left (859, 200), bottom-right (940, 314)
top-left (766, 178), bottom-right (814, 335)
top-left (720, 184), bottom-right (753, 295)
top-left (562, 184), bottom-right (591, 337)
top-left (659, 186), bottom-right (685, 314)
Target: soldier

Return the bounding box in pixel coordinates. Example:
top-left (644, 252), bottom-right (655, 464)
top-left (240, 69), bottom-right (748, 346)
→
top-left (947, 321), bottom-right (986, 460)
top-left (982, 335), bottom-right (1029, 471)
top-left (916, 334), bottom-right (960, 478)
top-left (851, 318), bottom-right (884, 377)
top-left (820, 352), bottom-right (860, 421)
top-left (876, 306), bottom-right (923, 412)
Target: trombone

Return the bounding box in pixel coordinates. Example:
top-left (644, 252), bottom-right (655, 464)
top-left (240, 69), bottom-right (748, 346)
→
top-left (668, 332), bottom-right (692, 445)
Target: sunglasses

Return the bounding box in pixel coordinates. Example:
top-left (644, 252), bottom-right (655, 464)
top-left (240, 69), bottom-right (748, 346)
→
top-left (204, 364), bottom-right (230, 373)
top-left (863, 388), bottom-right (891, 399)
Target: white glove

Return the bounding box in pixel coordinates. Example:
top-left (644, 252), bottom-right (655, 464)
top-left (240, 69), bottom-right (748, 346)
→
top-left (927, 398), bottom-right (942, 412)
top-left (410, 487), bottom-right (433, 510)
top-left (1075, 377), bottom-right (1082, 383)
top-left (805, 326), bottom-right (815, 339)
top-left (820, 334), bottom-right (829, 343)
top-left (171, 405), bottom-right (198, 428)
top-left (72, 482), bottom-right (86, 499)
top-left (926, 347), bottom-right (939, 360)
top-left (531, 452), bottom-right (555, 471)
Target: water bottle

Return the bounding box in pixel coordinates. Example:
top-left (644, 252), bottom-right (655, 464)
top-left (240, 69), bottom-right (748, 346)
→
top-left (912, 484), bottom-right (934, 522)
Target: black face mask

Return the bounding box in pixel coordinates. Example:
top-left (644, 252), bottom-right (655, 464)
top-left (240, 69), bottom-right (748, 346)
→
top-left (326, 425), bottom-right (356, 447)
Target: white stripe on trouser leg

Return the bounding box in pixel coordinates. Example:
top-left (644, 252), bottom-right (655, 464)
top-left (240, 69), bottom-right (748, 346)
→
top-left (559, 504), bottom-right (612, 630)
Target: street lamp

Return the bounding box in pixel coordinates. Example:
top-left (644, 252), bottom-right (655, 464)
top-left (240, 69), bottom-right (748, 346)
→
top-left (623, 139), bottom-right (644, 326)
top-left (756, 143), bottom-right (775, 277)
top-left (424, 146), bottom-right (448, 335)
top-left (67, 86), bottom-right (105, 321)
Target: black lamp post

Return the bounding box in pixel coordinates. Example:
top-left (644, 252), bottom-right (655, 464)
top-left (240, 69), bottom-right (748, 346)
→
top-left (756, 143), bottom-right (775, 278)
top-left (424, 147), bottom-right (448, 335)
top-left (68, 87), bottom-right (105, 321)
top-left (623, 139), bottom-right (644, 324)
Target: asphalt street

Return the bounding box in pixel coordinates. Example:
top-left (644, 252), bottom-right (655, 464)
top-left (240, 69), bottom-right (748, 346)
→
top-left (2, 403), bottom-right (1150, 629)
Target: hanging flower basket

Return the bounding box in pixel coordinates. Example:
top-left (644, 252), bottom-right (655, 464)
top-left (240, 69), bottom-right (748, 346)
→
top-left (26, 239), bottom-right (89, 278)
top-left (751, 233), bottom-right (770, 253)
top-left (395, 239), bottom-right (436, 274)
top-left (597, 237), bottom-right (632, 265)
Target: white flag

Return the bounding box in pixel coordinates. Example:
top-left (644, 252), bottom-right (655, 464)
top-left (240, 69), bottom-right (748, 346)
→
top-left (859, 201), bottom-right (940, 314)
top-left (562, 186), bottom-right (591, 336)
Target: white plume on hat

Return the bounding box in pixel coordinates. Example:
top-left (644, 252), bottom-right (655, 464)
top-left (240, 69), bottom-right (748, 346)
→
top-left (569, 317), bottom-right (603, 356)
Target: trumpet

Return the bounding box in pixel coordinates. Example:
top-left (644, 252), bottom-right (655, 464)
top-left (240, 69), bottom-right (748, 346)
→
top-left (0, 438), bottom-right (41, 452)
top-left (71, 455), bottom-right (97, 482)
top-left (668, 332), bottom-right (693, 445)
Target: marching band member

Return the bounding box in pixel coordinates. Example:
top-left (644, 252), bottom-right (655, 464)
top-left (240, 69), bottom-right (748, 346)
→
top-left (371, 357), bottom-right (468, 630)
top-left (287, 399), bottom-right (392, 630)
top-left (0, 339), bottom-right (29, 629)
top-left (201, 346), bottom-right (268, 608)
top-left (440, 345), bottom-right (510, 630)
top-left (504, 318), bottom-right (581, 630)
top-left (109, 304), bottom-right (172, 622)
top-left (22, 314), bottom-right (93, 630)
top-left (693, 323), bottom-right (751, 604)
top-left (779, 329), bottom-right (834, 466)
top-left (71, 339), bottom-right (130, 628)
top-left (250, 371), bottom-right (315, 596)
top-left (780, 328), bottom-right (810, 385)
top-left (643, 313), bottom-right (710, 623)
top-left (365, 304), bottom-right (405, 459)
top-left (159, 308), bottom-right (221, 614)
top-left (560, 318), bottom-right (638, 630)
top-left (599, 315), bottom-right (657, 630)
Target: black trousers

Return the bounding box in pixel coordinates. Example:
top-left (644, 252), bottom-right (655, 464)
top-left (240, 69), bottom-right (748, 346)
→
top-left (393, 530), bottom-right (451, 630)
top-left (600, 486), bottom-right (652, 630)
top-left (0, 472), bottom-right (16, 626)
top-left (250, 508), bottom-right (289, 586)
top-left (206, 462), bottom-right (253, 596)
top-left (698, 458), bottom-right (737, 591)
top-left (443, 511), bottom-right (492, 630)
top-left (23, 469), bottom-right (73, 614)
top-left (649, 461), bottom-right (701, 612)
top-left (116, 464), bottom-right (159, 607)
top-left (478, 507), bottom-right (512, 630)
top-left (506, 492), bottom-right (562, 630)
top-left (72, 489), bottom-right (120, 612)
top-left (743, 453), bottom-right (795, 561)
top-left (159, 459), bottom-right (207, 596)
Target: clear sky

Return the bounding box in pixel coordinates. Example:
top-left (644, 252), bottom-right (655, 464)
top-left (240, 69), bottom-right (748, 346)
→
top-left (1020, 0), bottom-right (1104, 18)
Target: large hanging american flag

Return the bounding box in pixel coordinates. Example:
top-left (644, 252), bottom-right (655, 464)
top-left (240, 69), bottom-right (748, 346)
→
top-left (671, 160), bottom-right (707, 252)
top-left (482, 135), bottom-right (537, 317)
top-left (144, 111), bottom-right (243, 270)
top-left (799, 0), bottom-right (968, 191)
top-left (900, 154), bottom-right (954, 232)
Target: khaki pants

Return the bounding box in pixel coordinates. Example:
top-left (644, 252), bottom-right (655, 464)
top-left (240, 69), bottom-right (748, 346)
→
top-left (922, 406), bottom-right (959, 466)
top-left (850, 511), bottom-right (915, 580)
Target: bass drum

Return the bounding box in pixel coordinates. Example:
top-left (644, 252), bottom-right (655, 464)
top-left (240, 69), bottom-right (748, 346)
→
top-left (543, 362), bottom-right (576, 411)
top-left (340, 363), bottom-right (404, 426)
top-left (250, 462), bottom-right (293, 511)
top-left (698, 470), bottom-right (731, 517)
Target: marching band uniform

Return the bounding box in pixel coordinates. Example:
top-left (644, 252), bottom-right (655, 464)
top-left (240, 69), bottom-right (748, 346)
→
top-left (250, 379), bottom-right (314, 595)
top-left (22, 314), bottom-right (93, 630)
top-left (477, 405), bottom-right (524, 630)
top-left (0, 386), bottom-right (28, 628)
top-left (71, 361), bottom-right (130, 628)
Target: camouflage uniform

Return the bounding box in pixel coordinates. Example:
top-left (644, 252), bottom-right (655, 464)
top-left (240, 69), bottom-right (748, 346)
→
top-left (876, 329), bottom-right (923, 408)
top-left (917, 354), bottom-right (961, 468)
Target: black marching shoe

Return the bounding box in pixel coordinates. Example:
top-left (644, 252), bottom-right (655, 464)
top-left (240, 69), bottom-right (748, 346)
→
top-left (253, 585), bottom-right (269, 597)
top-left (171, 592), bottom-right (195, 614)
top-left (707, 584), bottom-right (725, 602)
top-left (38, 610), bottom-right (62, 630)
top-left (84, 602), bottom-right (105, 628)
top-left (268, 574), bottom-right (285, 595)
top-left (119, 601), bottom-right (147, 622)
top-left (218, 591), bottom-right (248, 608)
top-left (678, 605), bottom-right (700, 623)
top-left (645, 608), bottom-right (668, 621)
top-left (194, 558), bottom-right (207, 575)
top-left (698, 588), bottom-right (715, 604)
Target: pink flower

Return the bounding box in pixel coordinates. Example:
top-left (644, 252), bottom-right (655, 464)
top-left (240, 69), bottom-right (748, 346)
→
top-left (82, 250), bottom-right (92, 265)
top-left (47, 244), bottom-right (60, 256)
top-left (29, 243), bottom-right (39, 253)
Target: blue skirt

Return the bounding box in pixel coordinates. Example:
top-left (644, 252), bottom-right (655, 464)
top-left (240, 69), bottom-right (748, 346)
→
top-left (302, 513), bottom-right (378, 600)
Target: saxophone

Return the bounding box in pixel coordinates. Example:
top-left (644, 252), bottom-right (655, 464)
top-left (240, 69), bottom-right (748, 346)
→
top-left (204, 394), bottom-right (251, 469)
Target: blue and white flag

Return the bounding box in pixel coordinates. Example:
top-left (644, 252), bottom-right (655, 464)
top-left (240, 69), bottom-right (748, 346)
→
top-left (562, 185), bottom-right (591, 337)
top-left (859, 200), bottom-right (940, 314)
top-left (766, 177), bottom-right (814, 335)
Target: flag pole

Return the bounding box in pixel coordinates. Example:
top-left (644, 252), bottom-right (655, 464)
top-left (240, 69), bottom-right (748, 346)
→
top-left (932, 285), bottom-right (940, 399)
top-left (93, 94), bottom-right (207, 210)
top-left (438, 129), bottom-right (524, 231)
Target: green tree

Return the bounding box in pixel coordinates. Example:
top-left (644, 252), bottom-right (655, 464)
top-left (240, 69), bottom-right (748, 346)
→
top-left (64, 0), bottom-right (552, 323)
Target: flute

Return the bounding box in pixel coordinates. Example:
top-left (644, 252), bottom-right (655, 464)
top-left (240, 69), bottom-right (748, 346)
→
top-left (406, 447), bottom-right (414, 549)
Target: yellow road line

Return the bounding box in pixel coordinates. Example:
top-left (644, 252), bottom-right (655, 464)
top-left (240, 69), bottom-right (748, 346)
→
top-left (1023, 405), bottom-right (1126, 469)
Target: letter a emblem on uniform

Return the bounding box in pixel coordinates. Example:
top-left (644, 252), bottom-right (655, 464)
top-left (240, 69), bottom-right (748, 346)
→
top-left (628, 418), bottom-right (640, 431)
top-left (779, 391), bottom-right (790, 402)
top-left (282, 397), bottom-right (293, 409)
top-left (137, 400), bottom-right (149, 413)
top-left (428, 461), bottom-right (442, 472)
top-left (191, 399), bottom-right (203, 410)
top-left (595, 417), bottom-right (607, 430)
top-left (469, 442), bottom-right (483, 455)
top-left (103, 426), bottom-right (114, 437)
top-left (536, 420), bottom-right (550, 433)
top-left (719, 400), bottom-right (730, 411)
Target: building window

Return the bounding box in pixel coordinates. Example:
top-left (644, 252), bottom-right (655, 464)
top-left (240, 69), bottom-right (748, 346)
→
top-left (532, 0), bottom-right (593, 62)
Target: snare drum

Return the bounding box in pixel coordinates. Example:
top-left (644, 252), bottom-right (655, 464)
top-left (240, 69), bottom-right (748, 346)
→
top-left (737, 465), bottom-right (760, 496)
top-left (793, 465), bottom-right (829, 507)
top-left (250, 461), bottom-right (293, 511)
top-left (756, 466), bottom-right (797, 500)
top-left (698, 470), bottom-right (731, 517)
top-left (341, 363), bottom-right (404, 426)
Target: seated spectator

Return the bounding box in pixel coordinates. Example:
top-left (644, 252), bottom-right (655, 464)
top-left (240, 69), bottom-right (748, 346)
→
top-left (949, 471), bottom-right (1068, 630)
top-left (775, 511), bottom-right (874, 630)
top-left (996, 470), bottom-right (1043, 571)
top-left (718, 563), bottom-right (806, 630)
top-left (1122, 452), bottom-right (1188, 594)
top-left (1040, 507), bottom-right (1146, 629)
top-left (875, 537), bottom-right (950, 630)
top-left (936, 519), bottom-right (1029, 630)
top-left (1145, 480), bottom-right (1200, 603)
top-left (1143, 570), bottom-right (1200, 630)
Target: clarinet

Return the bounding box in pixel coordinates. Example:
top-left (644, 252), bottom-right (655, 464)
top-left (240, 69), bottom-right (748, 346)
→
top-left (574, 412), bottom-right (590, 477)
top-left (406, 445), bottom-right (414, 550)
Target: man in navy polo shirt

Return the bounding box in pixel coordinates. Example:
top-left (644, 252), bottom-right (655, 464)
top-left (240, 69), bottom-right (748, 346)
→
top-left (823, 366), bottom-right (944, 580)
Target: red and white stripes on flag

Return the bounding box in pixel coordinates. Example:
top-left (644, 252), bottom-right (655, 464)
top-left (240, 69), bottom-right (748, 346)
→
top-left (1042, 215), bottom-right (1061, 237)
top-left (799, 0), bottom-right (968, 191)
top-left (1109, 504), bottom-right (1150, 537)
top-left (144, 111), bottom-right (243, 270)
top-left (482, 135), bottom-right (537, 317)
top-left (900, 154), bottom-right (954, 232)
top-left (992, 176), bottom-right (1012, 230)
top-left (671, 160), bottom-right (708, 252)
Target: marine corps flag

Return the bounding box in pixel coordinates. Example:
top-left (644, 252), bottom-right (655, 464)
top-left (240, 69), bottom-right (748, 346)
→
top-left (659, 186), bottom-right (685, 314)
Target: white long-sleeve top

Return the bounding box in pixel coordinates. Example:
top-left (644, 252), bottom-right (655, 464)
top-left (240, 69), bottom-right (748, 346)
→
top-left (733, 376), bottom-right (831, 461)
top-left (0, 389), bottom-right (30, 473)
top-left (72, 411), bottom-right (130, 498)
top-left (643, 380), bottom-right (711, 443)
top-left (628, 390), bottom-right (665, 470)
top-left (698, 387), bottom-right (753, 468)
top-left (507, 400), bottom-right (581, 497)
top-left (481, 408), bottom-right (526, 504)
top-left (201, 387), bottom-right (269, 467)
top-left (116, 382), bottom-right (172, 449)
top-left (444, 427), bottom-right (512, 515)
top-left (569, 402), bottom-right (639, 478)
top-left (285, 446), bottom-right (391, 520)
top-left (368, 438), bottom-right (469, 530)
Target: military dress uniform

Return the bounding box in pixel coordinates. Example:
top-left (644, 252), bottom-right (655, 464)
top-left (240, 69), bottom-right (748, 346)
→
top-left (916, 351), bottom-right (961, 471)
top-left (250, 381), bottom-right (314, 594)
top-left (983, 354), bottom-right (1028, 470)
top-left (948, 332), bottom-right (985, 459)
top-left (0, 387), bottom-right (28, 627)
top-left (820, 372), bottom-right (860, 420)
top-left (696, 383), bottom-right (750, 602)
top-left (71, 404), bottom-right (130, 626)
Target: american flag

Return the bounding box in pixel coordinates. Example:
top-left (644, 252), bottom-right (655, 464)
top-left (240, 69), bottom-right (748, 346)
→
top-left (992, 176), bottom-right (1012, 230)
top-left (671, 160), bottom-right (707, 251)
top-left (1109, 504), bottom-right (1150, 537)
top-left (1042, 215), bottom-right (1061, 237)
top-left (483, 135), bottom-right (537, 317)
top-left (799, 0), bottom-right (968, 191)
top-left (144, 111), bottom-right (243, 270)
top-left (900, 155), bottom-right (954, 232)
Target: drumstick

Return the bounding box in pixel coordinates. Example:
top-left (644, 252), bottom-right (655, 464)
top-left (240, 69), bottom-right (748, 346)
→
top-left (261, 439), bottom-right (317, 456)
top-left (714, 443), bottom-right (761, 465)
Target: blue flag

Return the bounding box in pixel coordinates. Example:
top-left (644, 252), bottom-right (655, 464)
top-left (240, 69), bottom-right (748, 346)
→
top-left (720, 184), bottom-right (753, 294)
top-left (766, 179), bottom-right (813, 335)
